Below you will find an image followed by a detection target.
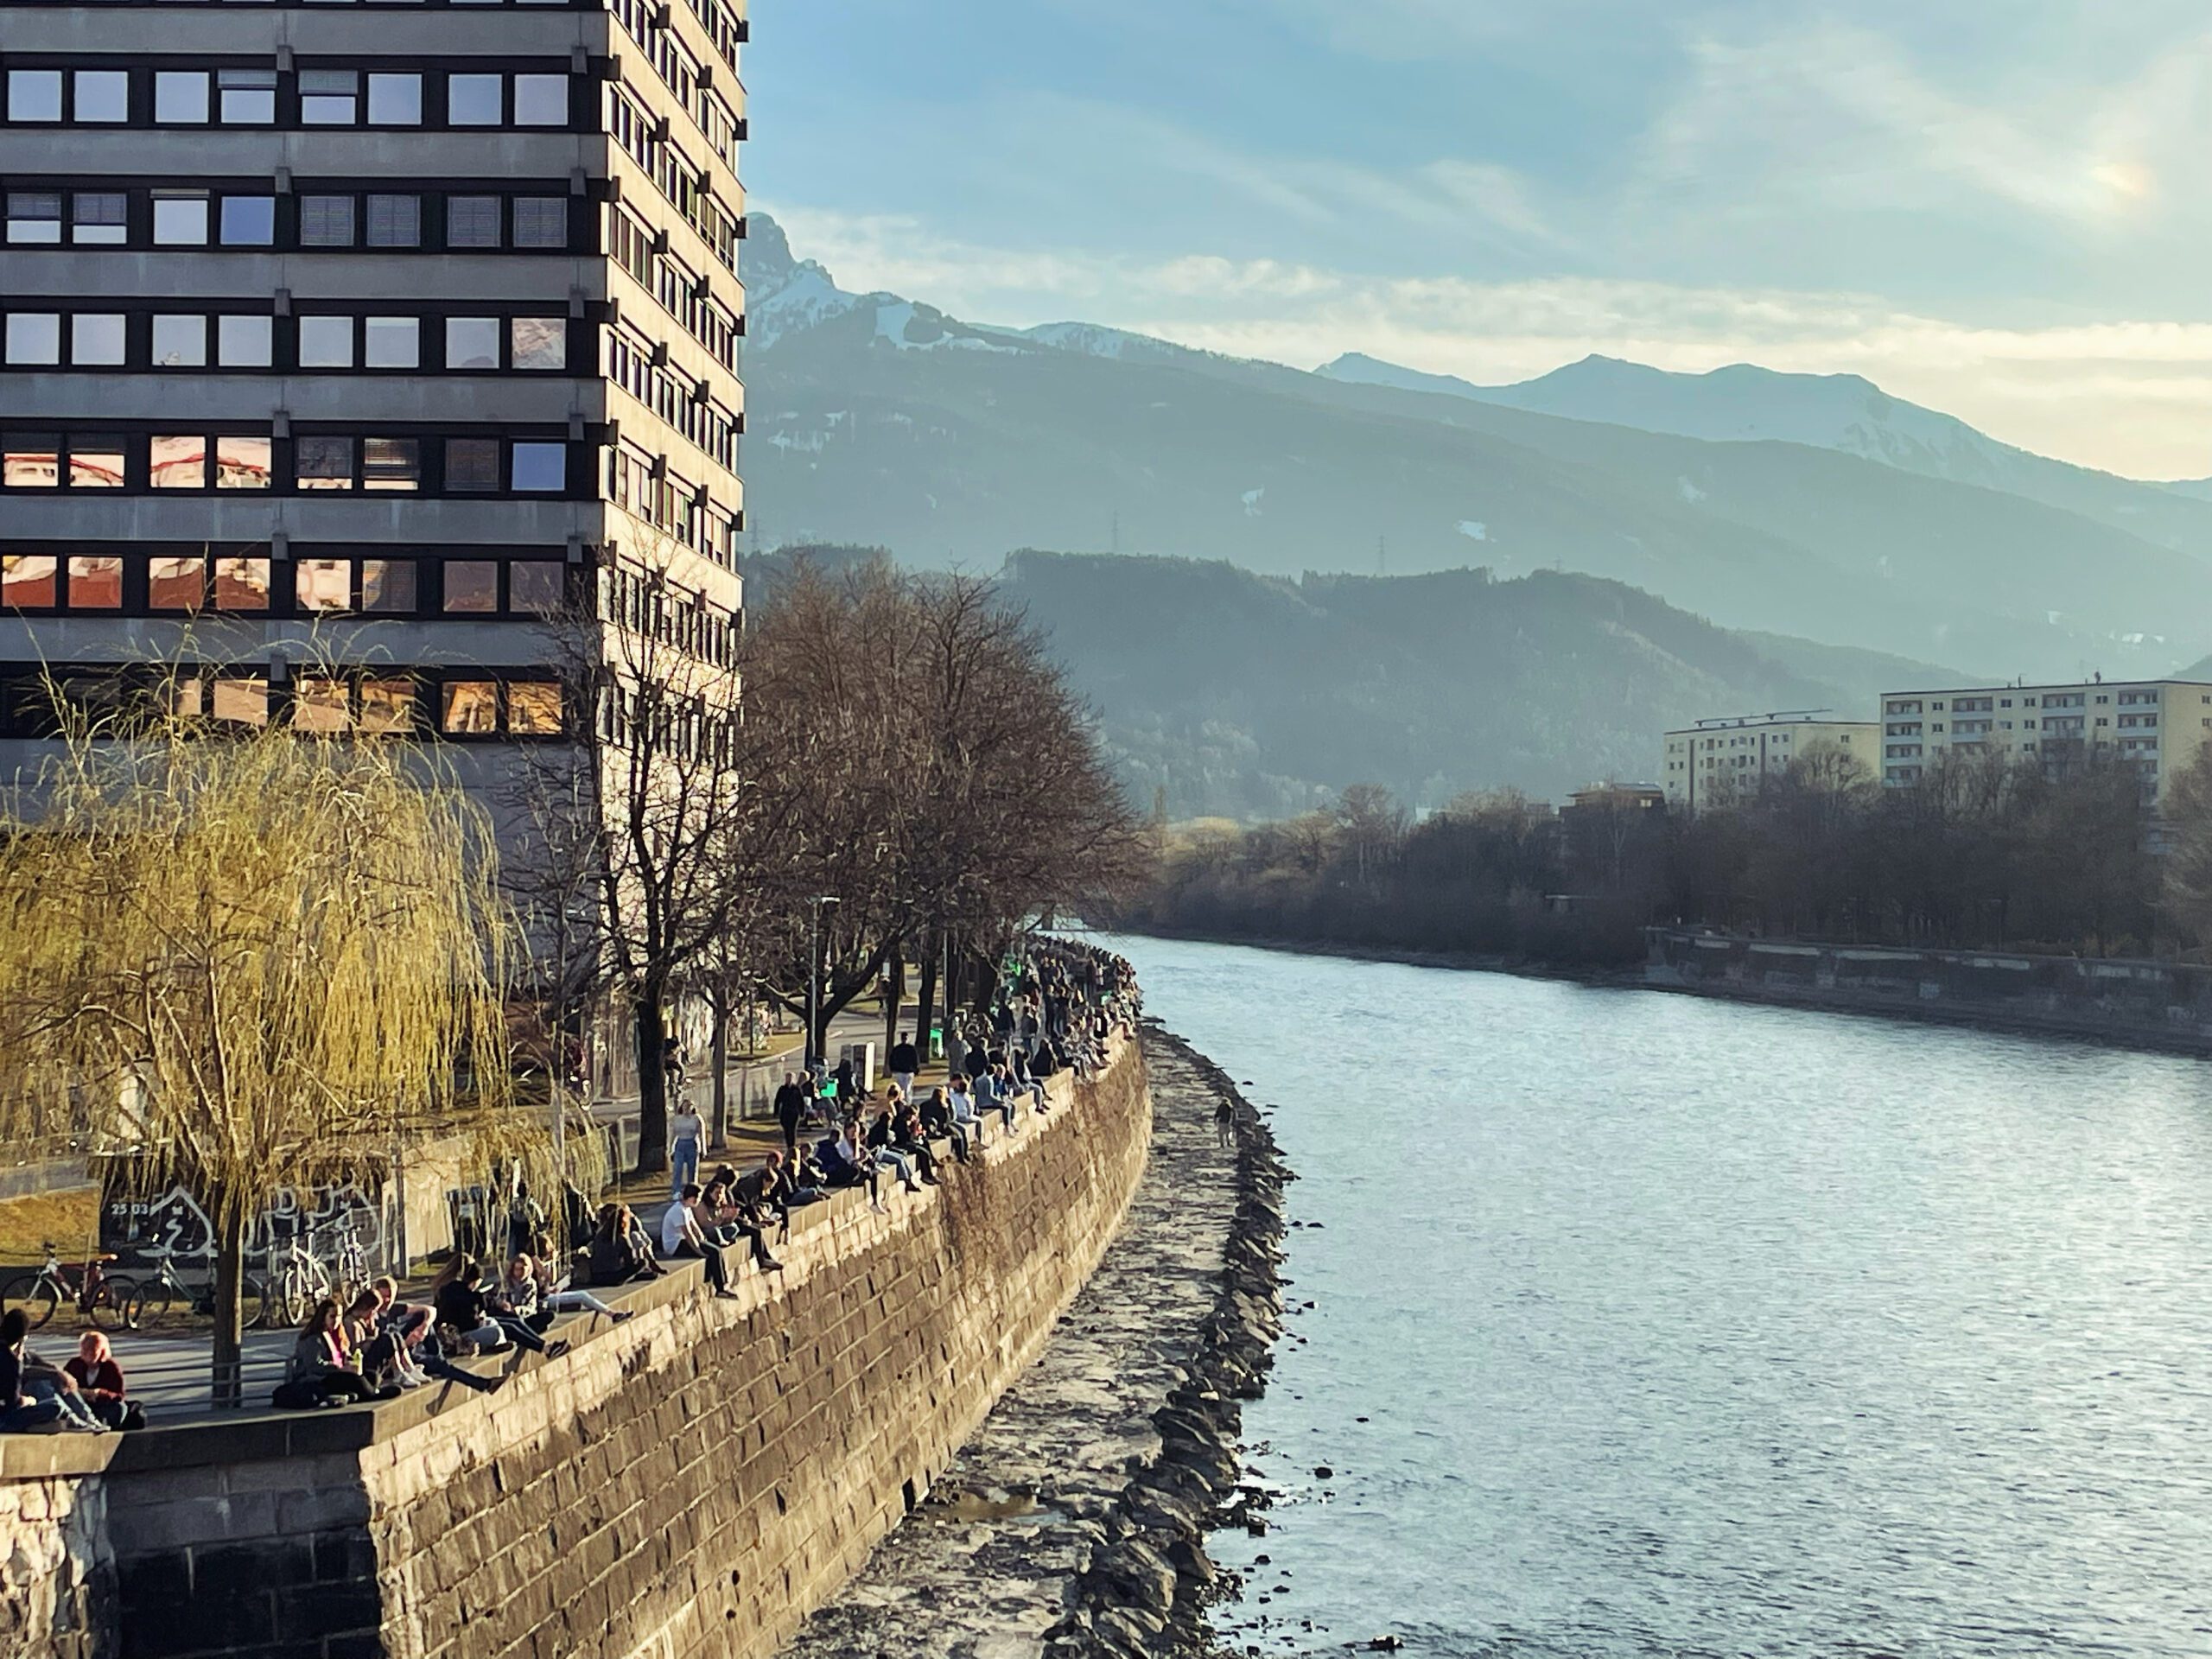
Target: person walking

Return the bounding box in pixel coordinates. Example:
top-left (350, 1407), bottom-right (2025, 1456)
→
top-left (773, 1070), bottom-right (807, 1154)
top-left (887, 1033), bottom-right (919, 1099)
top-left (671, 1099), bottom-right (704, 1198)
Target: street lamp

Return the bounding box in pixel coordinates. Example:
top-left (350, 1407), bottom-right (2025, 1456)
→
top-left (807, 895), bottom-right (841, 1068)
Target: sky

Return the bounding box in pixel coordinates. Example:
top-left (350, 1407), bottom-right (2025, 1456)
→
top-left (747, 1), bottom-right (2212, 480)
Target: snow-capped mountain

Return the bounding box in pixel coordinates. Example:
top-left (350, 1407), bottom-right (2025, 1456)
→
top-left (1316, 351), bottom-right (2212, 555)
top-left (737, 214), bottom-right (2212, 677)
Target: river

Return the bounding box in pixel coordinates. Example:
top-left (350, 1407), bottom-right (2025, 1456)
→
top-left (1108, 935), bottom-right (2212, 1659)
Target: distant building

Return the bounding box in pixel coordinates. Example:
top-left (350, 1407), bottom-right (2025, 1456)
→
top-left (1662, 712), bottom-right (1877, 812)
top-left (1878, 678), bottom-right (2212, 806)
top-left (1567, 783), bottom-right (1665, 813)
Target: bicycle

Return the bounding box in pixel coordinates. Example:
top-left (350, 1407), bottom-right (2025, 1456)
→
top-left (263, 1230), bottom-right (332, 1328)
top-left (0, 1240), bottom-right (136, 1332)
top-left (323, 1218), bottom-right (371, 1309)
top-left (123, 1254), bottom-right (269, 1333)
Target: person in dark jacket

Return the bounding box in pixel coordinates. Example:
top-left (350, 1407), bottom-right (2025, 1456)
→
top-left (773, 1071), bottom-right (809, 1154)
top-left (887, 1034), bottom-right (919, 1096)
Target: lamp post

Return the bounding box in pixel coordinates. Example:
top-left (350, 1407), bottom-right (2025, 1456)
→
top-left (807, 894), bottom-right (841, 1068)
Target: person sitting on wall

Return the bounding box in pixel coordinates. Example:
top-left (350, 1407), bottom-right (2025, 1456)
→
top-left (944, 1076), bottom-right (983, 1164)
top-left (817, 1124), bottom-right (886, 1212)
top-left (482, 1258), bottom-right (575, 1355)
top-left (63, 1331), bottom-right (143, 1428)
top-left (1, 1310), bottom-right (68, 1432)
top-left (700, 1169), bottom-right (785, 1274)
top-left (864, 1109), bottom-right (929, 1191)
top-left (782, 1144), bottom-right (831, 1209)
top-left (892, 1098), bottom-right (945, 1179)
top-left (431, 1255), bottom-right (566, 1357)
top-left (588, 1203), bottom-right (664, 1287)
top-left (660, 1185), bottom-right (737, 1299)
top-left (510, 1252), bottom-right (634, 1325)
top-left (274, 1300), bottom-right (399, 1408)
top-left (371, 1274), bottom-right (436, 1352)
top-left (345, 1291), bottom-right (424, 1390)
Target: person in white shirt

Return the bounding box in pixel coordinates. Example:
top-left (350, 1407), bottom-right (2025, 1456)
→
top-left (659, 1186), bottom-right (732, 1297)
top-left (670, 1103), bottom-right (704, 1198)
top-left (946, 1077), bottom-right (982, 1162)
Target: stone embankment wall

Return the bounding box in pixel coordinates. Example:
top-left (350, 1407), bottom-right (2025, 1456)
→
top-left (0, 1039), bottom-right (1152, 1659)
top-left (1645, 929), bottom-right (2212, 1051)
top-left (0, 1441), bottom-right (112, 1659)
top-left (779, 1026), bottom-right (1287, 1659)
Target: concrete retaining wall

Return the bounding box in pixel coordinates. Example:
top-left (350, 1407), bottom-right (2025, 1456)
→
top-left (0, 1039), bottom-right (1152, 1659)
top-left (1645, 929), bottom-right (2212, 1050)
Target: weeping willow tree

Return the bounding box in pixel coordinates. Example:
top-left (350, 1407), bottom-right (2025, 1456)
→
top-left (0, 683), bottom-right (566, 1408)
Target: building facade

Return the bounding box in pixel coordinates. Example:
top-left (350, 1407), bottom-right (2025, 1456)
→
top-left (1662, 712), bottom-right (1878, 811)
top-left (1878, 679), bottom-right (2212, 806)
top-left (0, 0), bottom-right (746, 774)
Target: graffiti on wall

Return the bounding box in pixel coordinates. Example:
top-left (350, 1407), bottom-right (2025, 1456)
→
top-left (101, 1180), bottom-right (387, 1265)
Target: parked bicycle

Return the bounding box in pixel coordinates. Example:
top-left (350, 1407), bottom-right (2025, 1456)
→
top-left (123, 1254), bottom-right (268, 1333)
top-left (0, 1240), bottom-right (136, 1332)
top-left (263, 1230), bottom-right (333, 1328)
top-left (323, 1219), bottom-right (371, 1309)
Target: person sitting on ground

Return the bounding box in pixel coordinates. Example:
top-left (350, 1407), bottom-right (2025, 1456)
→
top-left (660, 1185), bottom-right (737, 1297)
top-left (277, 1300), bottom-right (397, 1408)
top-left (512, 1252), bottom-right (633, 1324)
top-left (63, 1331), bottom-right (141, 1428)
top-left (887, 1032), bottom-right (919, 1097)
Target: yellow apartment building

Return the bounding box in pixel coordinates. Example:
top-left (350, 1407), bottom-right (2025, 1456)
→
top-left (1662, 712), bottom-right (1878, 812)
top-left (1878, 678), bottom-right (2212, 806)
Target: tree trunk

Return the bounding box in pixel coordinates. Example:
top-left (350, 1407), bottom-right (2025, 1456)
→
top-left (881, 944), bottom-right (904, 1061)
top-left (633, 987), bottom-right (669, 1175)
top-left (941, 930), bottom-right (959, 1047)
top-left (210, 1199), bottom-right (247, 1411)
top-left (709, 991), bottom-right (730, 1150)
top-left (914, 931), bottom-right (939, 1068)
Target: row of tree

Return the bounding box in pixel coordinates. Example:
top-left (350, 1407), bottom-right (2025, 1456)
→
top-left (1122, 748), bottom-right (2212, 968)
top-left (511, 551), bottom-right (1148, 1175)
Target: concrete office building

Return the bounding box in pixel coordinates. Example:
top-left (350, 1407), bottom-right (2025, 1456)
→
top-left (0, 0), bottom-right (746, 769)
top-left (1662, 712), bottom-right (1878, 811)
top-left (1878, 678), bottom-right (2212, 807)
top-left (0, 0), bottom-right (747, 1094)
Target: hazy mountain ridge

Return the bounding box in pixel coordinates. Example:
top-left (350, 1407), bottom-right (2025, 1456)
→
top-left (992, 551), bottom-right (1955, 819)
top-left (738, 215), bottom-right (2212, 680)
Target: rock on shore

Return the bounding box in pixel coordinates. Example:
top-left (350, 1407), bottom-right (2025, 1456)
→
top-left (779, 1023), bottom-right (1287, 1659)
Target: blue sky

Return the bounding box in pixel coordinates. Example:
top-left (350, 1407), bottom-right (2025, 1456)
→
top-left (747, 1), bottom-right (2212, 477)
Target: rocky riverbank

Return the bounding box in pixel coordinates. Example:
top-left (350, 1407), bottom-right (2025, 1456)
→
top-left (779, 1024), bottom-right (1287, 1659)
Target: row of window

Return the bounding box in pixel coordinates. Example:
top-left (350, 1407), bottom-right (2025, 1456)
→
top-left (0, 667), bottom-right (568, 739)
top-left (0, 548), bottom-right (571, 618)
top-left (607, 207), bottom-right (740, 368)
top-left (2, 307), bottom-right (575, 373)
top-left (1, 430), bottom-right (578, 494)
top-left (607, 442), bottom-right (734, 561)
top-left (4, 182), bottom-right (575, 252)
top-left (601, 563), bottom-right (738, 670)
top-left (607, 330), bottom-right (737, 468)
top-left (2, 64), bottom-right (576, 129)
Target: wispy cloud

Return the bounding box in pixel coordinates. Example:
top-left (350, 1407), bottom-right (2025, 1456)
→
top-left (760, 205), bottom-right (2212, 477)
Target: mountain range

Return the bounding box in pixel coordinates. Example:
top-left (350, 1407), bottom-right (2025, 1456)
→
top-left (737, 216), bottom-right (2212, 682)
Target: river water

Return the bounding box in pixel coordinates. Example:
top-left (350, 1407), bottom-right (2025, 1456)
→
top-left (1108, 935), bottom-right (2212, 1659)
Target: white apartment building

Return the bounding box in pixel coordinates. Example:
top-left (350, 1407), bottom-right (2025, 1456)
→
top-left (1662, 712), bottom-right (1878, 812)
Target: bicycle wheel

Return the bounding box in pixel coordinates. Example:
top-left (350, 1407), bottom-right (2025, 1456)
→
top-left (1, 1274), bottom-right (60, 1331)
top-left (241, 1275), bottom-right (268, 1332)
top-left (91, 1275), bottom-right (137, 1331)
top-left (126, 1280), bottom-right (179, 1332)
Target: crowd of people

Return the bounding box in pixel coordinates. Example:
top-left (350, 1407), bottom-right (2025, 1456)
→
top-left (0, 938), bottom-right (1141, 1427)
